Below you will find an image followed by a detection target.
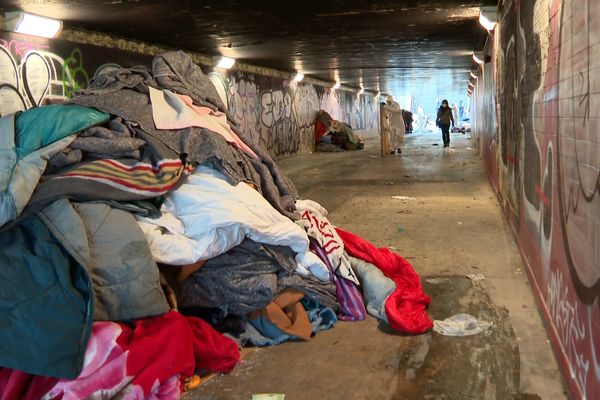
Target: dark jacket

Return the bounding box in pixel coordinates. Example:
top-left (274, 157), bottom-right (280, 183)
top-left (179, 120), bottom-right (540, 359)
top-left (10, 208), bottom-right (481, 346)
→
top-left (0, 199), bottom-right (169, 379)
top-left (436, 106), bottom-right (454, 125)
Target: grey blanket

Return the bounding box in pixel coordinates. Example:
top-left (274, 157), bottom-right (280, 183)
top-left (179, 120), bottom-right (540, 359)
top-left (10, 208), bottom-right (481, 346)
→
top-left (68, 51), bottom-right (299, 218)
top-left (178, 239), bottom-right (297, 315)
top-left (178, 238), bottom-right (340, 316)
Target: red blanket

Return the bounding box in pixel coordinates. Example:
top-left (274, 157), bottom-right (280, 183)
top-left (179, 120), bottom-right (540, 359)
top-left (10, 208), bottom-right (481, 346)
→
top-left (0, 311), bottom-right (239, 400)
top-left (335, 228), bottom-right (433, 333)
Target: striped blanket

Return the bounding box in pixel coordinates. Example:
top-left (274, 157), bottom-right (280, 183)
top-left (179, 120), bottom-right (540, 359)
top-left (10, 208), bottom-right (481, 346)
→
top-left (27, 156), bottom-right (192, 212)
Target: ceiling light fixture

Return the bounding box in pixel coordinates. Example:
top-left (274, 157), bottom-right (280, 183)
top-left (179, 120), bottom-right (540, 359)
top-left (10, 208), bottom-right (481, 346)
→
top-left (215, 56), bottom-right (236, 69)
top-left (5, 11), bottom-right (62, 38)
top-left (472, 53), bottom-right (484, 65)
top-left (293, 72), bottom-right (304, 82)
top-left (479, 6), bottom-right (497, 31)
top-left (332, 81), bottom-right (341, 90)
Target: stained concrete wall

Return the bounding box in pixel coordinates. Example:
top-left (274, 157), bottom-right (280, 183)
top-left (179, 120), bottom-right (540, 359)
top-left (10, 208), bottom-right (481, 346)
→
top-left (471, 1), bottom-right (600, 399)
top-left (0, 29), bottom-right (379, 160)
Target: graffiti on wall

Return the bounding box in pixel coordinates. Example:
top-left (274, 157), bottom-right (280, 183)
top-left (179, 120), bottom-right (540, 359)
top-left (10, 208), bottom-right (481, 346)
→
top-left (0, 32), bottom-right (153, 118)
top-left (476, 0), bottom-right (600, 398)
top-left (474, 52), bottom-right (500, 191)
top-left (0, 32), bottom-right (378, 161)
top-left (0, 44), bottom-right (86, 115)
top-left (228, 71), bottom-right (379, 159)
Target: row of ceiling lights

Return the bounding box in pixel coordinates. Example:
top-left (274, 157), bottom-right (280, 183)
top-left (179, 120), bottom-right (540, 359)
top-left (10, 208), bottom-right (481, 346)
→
top-left (6, 7), bottom-right (497, 99)
top-left (467, 6), bottom-right (497, 98)
top-left (215, 6), bottom-right (498, 98)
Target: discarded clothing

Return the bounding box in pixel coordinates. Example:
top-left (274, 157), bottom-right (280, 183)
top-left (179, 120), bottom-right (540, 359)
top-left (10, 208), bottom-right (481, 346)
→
top-left (0, 311), bottom-right (239, 400)
top-left (240, 304), bottom-right (337, 347)
top-left (244, 143), bottom-right (299, 219)
top-left (179, 307), bottom-right (247, 335)
top-left (149, 86), bottom-right (257, 158)
top-left (294, 250), bottom-right (330, 280)
top-left (296, 201), bottom-right (359, 285)
top-left (177, 239), bottom-right (296, 316)
top-left (310, 238), bottom-right (367, 321)
top-left (186, 315), bottom-right (241, 373)
top-left (137, 166), bottom-right (327, 279)
top-left (14, 104), bottom-right (110, 157)
top-left (0, 214), bottom-right (93, 378)
top-left (39, 199), bottom-right (169, 322)
top-left (335, 228), bottom-right (433, 333)
top-left (277, 271), bottom-right (340, 313)
top-left (0, 104), bottom-right (109, 227)
top-left (26, 118), bottom-right (192, 215)
top-left (0, 369), bottom-right (58, 400)
top-left (349, 256), bottom-right (396, 322)
top-left (296, 198), bottom-right (328, 218)
top-left (152, 51), bottom-right (227, 113)
top-left (433, 313), bottom-right (492, 336)
top-left (70, 69), bottom-right (257, 188)
top-left (249, 288), bottom-right (312, 341)
top-left (70, 51), bottom-right (296, 216)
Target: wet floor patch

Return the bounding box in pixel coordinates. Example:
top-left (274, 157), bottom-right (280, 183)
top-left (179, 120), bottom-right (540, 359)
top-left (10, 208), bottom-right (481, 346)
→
top-left (391, 276), bottom-right (522, 399)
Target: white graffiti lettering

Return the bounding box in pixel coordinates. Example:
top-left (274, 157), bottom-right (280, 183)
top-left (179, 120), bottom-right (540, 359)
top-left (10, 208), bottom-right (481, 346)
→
top-left (548, 269), bottom-right (590, 398)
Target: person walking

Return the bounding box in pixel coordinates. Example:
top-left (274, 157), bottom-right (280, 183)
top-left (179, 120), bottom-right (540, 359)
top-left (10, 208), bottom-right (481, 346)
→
top-left (383, 95), bottom-right (405, 154)
top-left (436, 99), bottom-right (454, 147)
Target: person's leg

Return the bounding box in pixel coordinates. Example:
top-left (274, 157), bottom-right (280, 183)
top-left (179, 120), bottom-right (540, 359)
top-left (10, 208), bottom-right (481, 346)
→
top-left (440, 125), bottom-right (445, 145)
top-left (441, 124), bottom-right (450, 146)
top-left (397, 128), bottom-right (405, 153)
top-left (389, 128), bottom-right (397, 153)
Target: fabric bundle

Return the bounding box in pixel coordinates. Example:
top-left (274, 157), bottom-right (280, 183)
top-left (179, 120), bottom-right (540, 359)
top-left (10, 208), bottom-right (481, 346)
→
top-left (0, 50), bottom-right (432, 400)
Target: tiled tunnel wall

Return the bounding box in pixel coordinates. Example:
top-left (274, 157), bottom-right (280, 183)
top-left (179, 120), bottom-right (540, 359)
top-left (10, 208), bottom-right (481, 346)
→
top-left (472, 0), bottom-right (600, 399)
top-left (0, 31), bottom-right (379, 160)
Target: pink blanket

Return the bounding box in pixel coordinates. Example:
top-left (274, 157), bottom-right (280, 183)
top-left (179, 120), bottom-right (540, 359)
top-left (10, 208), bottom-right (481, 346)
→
top-left (0, 311), bottom-right (240, 400)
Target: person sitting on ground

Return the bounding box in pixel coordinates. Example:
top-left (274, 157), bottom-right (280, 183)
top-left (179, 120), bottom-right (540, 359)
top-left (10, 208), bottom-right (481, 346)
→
top-left (314, 110), bottom-right (364, 152)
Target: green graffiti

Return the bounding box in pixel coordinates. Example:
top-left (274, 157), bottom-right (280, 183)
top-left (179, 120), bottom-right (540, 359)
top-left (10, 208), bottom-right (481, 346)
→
top-left (61, 48), bottom-right (89, 98)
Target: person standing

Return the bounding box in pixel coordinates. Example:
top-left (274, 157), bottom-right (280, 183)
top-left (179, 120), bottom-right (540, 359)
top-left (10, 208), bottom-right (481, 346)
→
top-left (436, 99), bottom-right (454, 147)
top-left (384, 95), bottom-right (405, 154)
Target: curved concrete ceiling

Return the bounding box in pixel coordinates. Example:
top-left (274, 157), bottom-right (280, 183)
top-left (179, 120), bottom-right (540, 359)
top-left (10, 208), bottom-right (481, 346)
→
top-left (1, 0), bottom-right (496, 96)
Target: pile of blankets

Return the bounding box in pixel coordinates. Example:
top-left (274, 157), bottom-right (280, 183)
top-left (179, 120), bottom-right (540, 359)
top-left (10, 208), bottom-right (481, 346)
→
top-left (0, 51), bottom-right (432, 400)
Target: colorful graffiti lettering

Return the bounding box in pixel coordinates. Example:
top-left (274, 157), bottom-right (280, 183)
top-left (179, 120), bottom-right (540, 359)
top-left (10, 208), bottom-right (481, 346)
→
top-left (548, 269), bottom-right (590, 398)
top-left (0, 40), bottom-right (92, 116)
top-left (61, 48), bottom-right (89, 98)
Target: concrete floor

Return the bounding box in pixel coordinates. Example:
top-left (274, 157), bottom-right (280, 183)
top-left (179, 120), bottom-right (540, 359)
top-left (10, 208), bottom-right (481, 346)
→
top-left (186, 130), bottom-right (568, 400)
